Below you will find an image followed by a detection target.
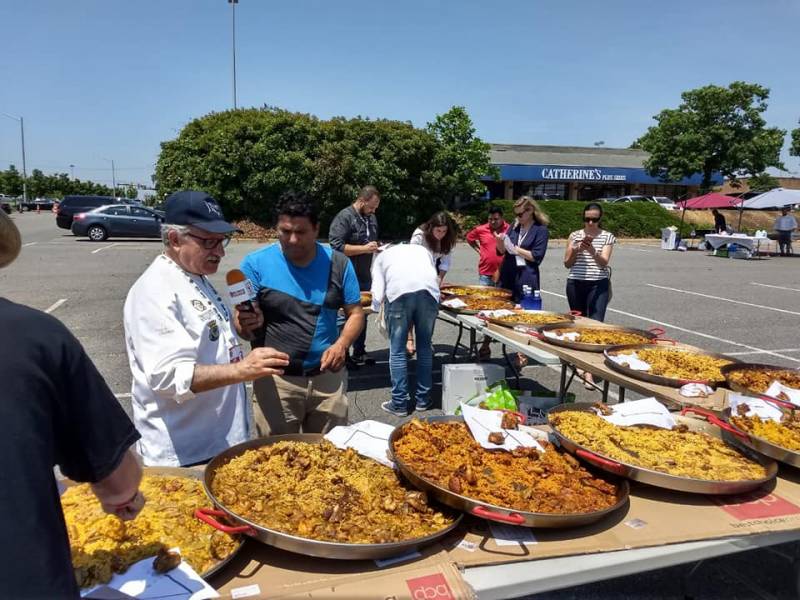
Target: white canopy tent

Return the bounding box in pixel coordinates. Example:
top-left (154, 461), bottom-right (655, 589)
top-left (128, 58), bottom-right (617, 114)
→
top-left (742, 188), bottom-right (800, 209)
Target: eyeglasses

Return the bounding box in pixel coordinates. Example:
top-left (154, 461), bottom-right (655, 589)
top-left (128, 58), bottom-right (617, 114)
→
top-left (583, 217), bottom-right (600, 224)
top-left (186, 232), bottom-right (232, 249)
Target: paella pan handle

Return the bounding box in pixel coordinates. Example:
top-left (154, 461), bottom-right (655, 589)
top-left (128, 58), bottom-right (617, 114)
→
top-left (648, 327), bottom-right (665, 337)
top-left (471, 505), bottom-right (526, 525)
top-left (679, 408), bottom-right (749, 441)
top-left (758, 394), bottom-right (798, 410)
top-left (574, 448), bottom-right (627, 476)
top-left (195, 508), bottom-right (256, 535)
top-left (527, 331), bottom-right (543, 340)
top-left (652, 337), bottom-right (677, 345)
top-left (569, 310), bottom-right (582, 316)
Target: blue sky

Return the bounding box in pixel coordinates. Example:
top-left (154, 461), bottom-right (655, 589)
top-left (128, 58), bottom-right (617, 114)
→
top-left (2, 0), bottom-right (799, 188)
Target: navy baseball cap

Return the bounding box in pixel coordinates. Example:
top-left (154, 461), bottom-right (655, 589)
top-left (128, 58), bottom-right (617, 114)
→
top-left (165, 190), bottom-right (240, 234)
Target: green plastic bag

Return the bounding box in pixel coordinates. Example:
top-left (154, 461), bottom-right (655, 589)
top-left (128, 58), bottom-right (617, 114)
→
top-left (455, 380), bottom-right (519, 414)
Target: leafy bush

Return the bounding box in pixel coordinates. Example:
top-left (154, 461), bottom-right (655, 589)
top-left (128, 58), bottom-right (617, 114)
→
top-left (459, 200), bottom-right (683, 238)
top-left (155, 106), bottom-right (493, 238)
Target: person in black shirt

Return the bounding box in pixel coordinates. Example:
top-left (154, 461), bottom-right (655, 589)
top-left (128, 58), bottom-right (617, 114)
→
top-left (712, 208), bottom-right (727, 233)
top-left (0, 210), bottom-right (144, 599)
top-left (328, 185), bottom-right (380, 365)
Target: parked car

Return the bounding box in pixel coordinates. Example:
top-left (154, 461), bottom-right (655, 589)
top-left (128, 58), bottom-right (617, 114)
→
top-left (70, 204), bottom-right (165, 241)
top-left (608, 195), bottom-right (654, 204)
top-left (22, 197), bottom-right (57, 211)
top-left (652, 196), bottom-right (677, 210)
top-left (56, 195), bottom-right (119, 230)
top-left (1, 201), bottom-right (10, 214)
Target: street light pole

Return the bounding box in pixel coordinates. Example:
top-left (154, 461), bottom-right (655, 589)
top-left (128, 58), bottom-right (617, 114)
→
top-left (228, 0), bottom-right (238, 109)
top-left (2, 113), bottom-right (28, 202)
top-left (102, 158), bottom-right (117, 196)
top-left (69, 164), bottom-right (75, 179)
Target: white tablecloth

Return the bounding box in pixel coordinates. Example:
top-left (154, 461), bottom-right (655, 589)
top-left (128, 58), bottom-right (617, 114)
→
top-left (703, 234), bottom-right (764, 251)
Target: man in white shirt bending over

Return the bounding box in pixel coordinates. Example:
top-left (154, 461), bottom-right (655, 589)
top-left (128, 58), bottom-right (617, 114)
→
top-left (123, 191), bottom-right (289, 466)
top-left (371, 243), bottom-right (440, 417)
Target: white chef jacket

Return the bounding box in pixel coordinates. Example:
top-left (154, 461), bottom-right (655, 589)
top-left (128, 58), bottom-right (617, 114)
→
top-left (123, 254), bottom-right (249, 466)
top-left (370, 244), bottom-right (440, 312)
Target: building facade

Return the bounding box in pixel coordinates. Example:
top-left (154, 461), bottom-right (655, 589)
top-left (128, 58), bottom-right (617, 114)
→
top-left (484, 144), bottom-right (720, 201)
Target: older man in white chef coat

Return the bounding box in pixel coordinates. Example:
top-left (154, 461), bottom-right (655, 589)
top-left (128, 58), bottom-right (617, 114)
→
top-left (123, 191), bottom-right (289, 466)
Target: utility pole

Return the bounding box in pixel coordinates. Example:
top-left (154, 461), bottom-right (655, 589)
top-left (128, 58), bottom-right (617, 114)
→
top-left (103, 158), bottom-right (117, 196)
top-left (2, 113), bottom-right (28, 202)
top-left (228, 0), bottom-right (238, 109)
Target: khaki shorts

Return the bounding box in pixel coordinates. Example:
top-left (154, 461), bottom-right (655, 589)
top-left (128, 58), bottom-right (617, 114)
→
top-left (252, 369), bottom-right (348, 436)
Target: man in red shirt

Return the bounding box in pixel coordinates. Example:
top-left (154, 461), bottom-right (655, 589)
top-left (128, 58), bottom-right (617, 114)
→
top-left (466, 206), bottom-right (508, 286)
top-left (466, 206), bottom-right (508, 359)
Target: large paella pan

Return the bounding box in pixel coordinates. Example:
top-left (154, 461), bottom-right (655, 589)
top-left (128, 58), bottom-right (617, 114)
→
top-left (548, 404), bottom-right (777, 495)
top-left (197, 435), bottom-right (462, 560)
top-left (604, 341), bottom-right (740, 387)
top-left (536, 323), bottom-right (663, 353)
top-left (61, 466), bottom-right (244, 589)
top-left (388, 415), bottom-right (629, 528)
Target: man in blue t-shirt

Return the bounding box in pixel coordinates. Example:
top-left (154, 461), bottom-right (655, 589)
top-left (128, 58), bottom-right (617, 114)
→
top-left (237, 192), bottom-right (365, 435)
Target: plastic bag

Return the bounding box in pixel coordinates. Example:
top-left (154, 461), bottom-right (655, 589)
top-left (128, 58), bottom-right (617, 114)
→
top-left (456, 380), bottom-right (518, 414)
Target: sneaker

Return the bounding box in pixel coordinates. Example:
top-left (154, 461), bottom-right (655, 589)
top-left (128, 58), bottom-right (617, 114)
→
top-left (351, 353), bottom-right (376, 366)
top-left (415, 401), bottom-right (433, 412)
top-left (381, 401), bottom-right (409, 417)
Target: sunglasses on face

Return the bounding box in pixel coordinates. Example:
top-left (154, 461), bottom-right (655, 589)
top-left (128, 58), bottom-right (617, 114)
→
top-left (186, 232), bottom-right (232, 249)
top-left (583, 217), bottom-right (600, 224)
top-left (514, 208), bottom-right (531, 218)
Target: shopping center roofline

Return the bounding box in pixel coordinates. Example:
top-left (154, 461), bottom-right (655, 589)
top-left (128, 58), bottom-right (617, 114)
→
top-left (490, 143), bottom-right (650, 169)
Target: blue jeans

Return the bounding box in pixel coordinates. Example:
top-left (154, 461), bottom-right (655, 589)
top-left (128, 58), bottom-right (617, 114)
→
top-left (386, 290), bottom-right (439, 410)
top-left (478, 274), bottom-right (496, 286)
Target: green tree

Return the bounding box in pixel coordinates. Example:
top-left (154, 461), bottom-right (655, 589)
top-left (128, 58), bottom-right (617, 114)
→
top-left (0, 165), bottom-right (24, 196)
top-left (790, 120), bottom-right (800, 158)
top-left (155, 106), bottom-right (463, 236)
top-left (124, 186), bottom-right (138, 199)
top-left (634, 82), bottom-right (785, 191)
top-left (426, 106), bottom-right (497, 205)
top-left (746, 172), bottom-right (780, 192)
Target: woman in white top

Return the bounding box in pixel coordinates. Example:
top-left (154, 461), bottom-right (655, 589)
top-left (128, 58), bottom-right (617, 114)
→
top-left (410, 211), bottom-right (457, 285)
top-left (563, 202), bottom-right (616, 321)
top-left (407, 211), bottom-right (457, 355)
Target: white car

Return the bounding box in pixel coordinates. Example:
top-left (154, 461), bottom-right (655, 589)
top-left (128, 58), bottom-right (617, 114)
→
top-left (652, 196), bottom-right (677, 210)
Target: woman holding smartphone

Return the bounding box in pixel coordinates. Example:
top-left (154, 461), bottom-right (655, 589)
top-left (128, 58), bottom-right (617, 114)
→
top-left (563, 202), bottom-right (616, 321)
top-left (563, 202), bottom-right (616, 389)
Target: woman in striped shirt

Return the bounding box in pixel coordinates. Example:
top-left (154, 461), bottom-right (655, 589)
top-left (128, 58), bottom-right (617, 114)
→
top-left (563, 202), bottom-right (616, 321)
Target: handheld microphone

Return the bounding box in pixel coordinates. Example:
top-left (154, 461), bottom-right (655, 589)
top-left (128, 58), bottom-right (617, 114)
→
top-left (226, 269), bottom-right (256, 312)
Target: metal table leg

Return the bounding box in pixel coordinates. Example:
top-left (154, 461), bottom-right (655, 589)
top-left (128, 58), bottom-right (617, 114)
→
top-left (558, 362), bottom-right (568, 401)
top-left (602, 380), bottom-right (610, 403)
top-left (618, 386), bottom-right (626, 403)
top-left (452, 321), bottom-right (464, 360)
top-left (501, 344), bottom-right (521, 388)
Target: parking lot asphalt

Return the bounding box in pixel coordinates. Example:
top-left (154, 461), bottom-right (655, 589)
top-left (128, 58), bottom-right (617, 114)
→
top-left (4, 211), bottom-right (800, 599)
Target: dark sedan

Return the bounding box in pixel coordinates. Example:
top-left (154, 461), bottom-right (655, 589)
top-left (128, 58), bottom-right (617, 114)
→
top-left (71, 204), bottom-right (164, 241)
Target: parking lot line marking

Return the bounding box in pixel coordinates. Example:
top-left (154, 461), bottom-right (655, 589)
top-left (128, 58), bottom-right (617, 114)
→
top-left (751, 282), bottom-right (800, 293)
top-left (647, 284), bottom-right (800, 317)
top-left (91, 243), bottom-right (117, 254)
top-left (22, 241), bottom-right (37, 247)
top-left (45, 298), bottom-right (67, 314)
top-left (726, 348), bottom-right (800, 356)
top-left (540, 289), bottom-right (800, 363)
